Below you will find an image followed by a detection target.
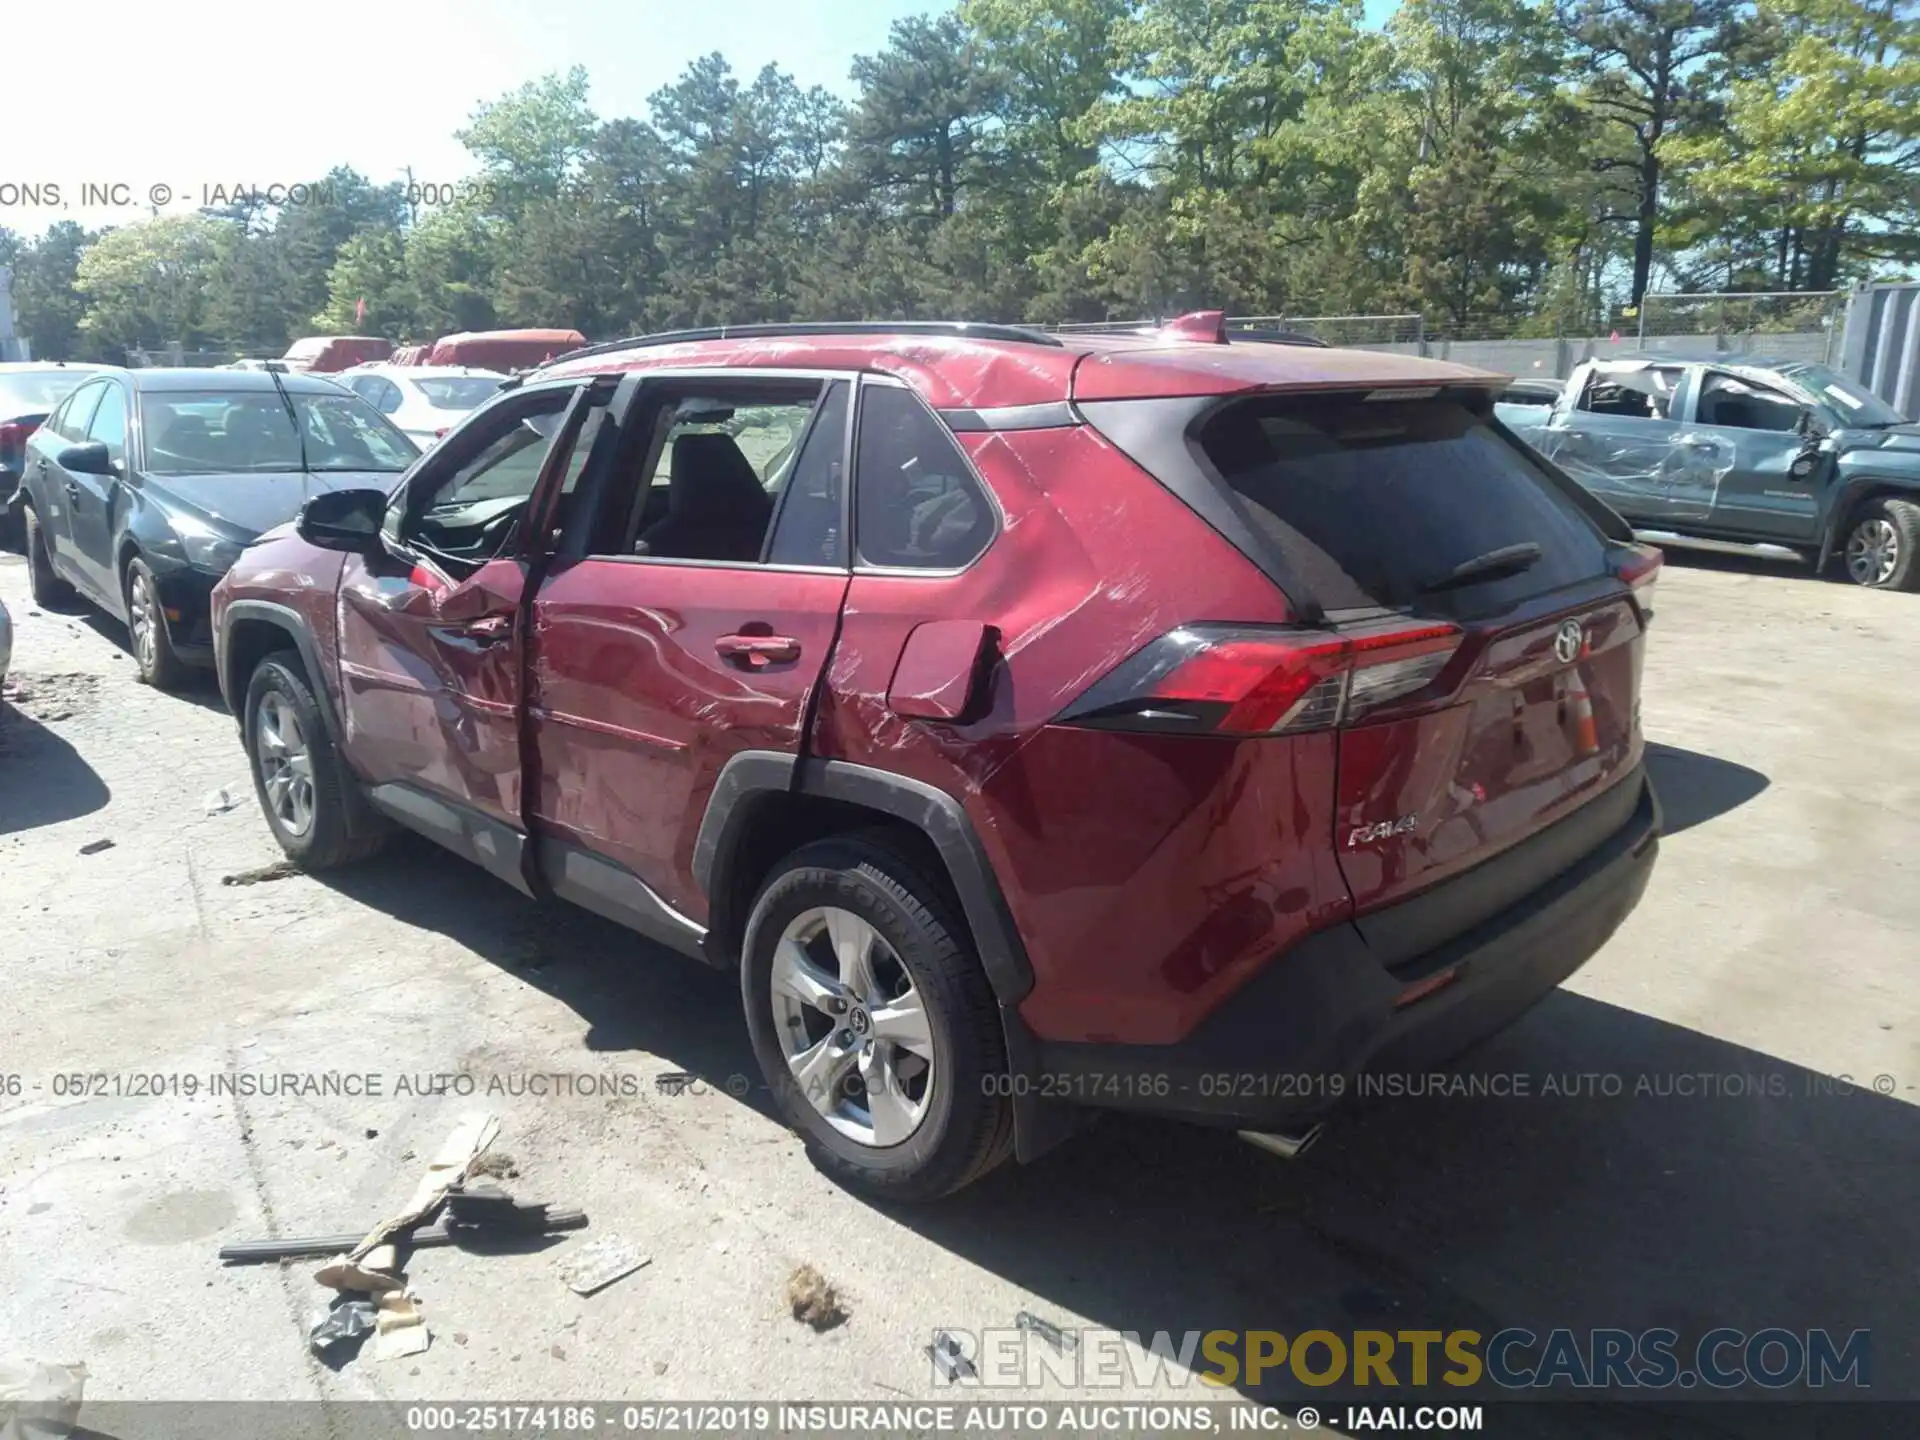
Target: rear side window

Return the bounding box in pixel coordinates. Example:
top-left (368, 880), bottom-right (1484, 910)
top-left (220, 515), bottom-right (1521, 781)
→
top-left (1197, 395), bottom-right (1608, 615)
top-left (87, 385), bottom-right (128, 465)
top-left (854, 384), bottom-right (994, 569)
top-left (54, 382), bottom-right (106, 441)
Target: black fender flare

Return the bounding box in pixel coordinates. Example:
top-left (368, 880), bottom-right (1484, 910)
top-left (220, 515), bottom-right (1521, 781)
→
top-left (694, 753), bottom-right (1077, 1163)
top-left (694, 751), bottom-right (1034, 1005)
top-left (217, 599), bottom-right (341, 738)
top-left (1818, 476), bottom-right (1920, 572)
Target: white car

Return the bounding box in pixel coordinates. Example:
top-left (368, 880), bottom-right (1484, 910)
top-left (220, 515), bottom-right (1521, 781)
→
top-left (333, 365), bottom-right (509, 446)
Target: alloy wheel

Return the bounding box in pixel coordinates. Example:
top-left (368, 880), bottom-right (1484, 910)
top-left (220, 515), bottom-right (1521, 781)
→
top-left (255, 693), bottom-right (316, 837)
top-left (1846, 518), bottom-right (1900, 587)
top-left (770, 906), bottom-right (936, 1148)
top-left (128, 571), bottom-right (159, 672)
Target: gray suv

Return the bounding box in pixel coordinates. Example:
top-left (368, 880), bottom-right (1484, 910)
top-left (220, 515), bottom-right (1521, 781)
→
top-left (1499, 356), bottom-right (1920, 589)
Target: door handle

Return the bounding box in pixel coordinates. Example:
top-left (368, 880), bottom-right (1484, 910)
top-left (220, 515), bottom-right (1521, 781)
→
top-left (451, 613), bottom-right (514, 643)
top-left (64, 480), bottom-right (81, 501)
top-left (715, 633), bottom-right (801, 666)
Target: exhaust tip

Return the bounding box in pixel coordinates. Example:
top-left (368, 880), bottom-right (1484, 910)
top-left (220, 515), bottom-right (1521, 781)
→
top-left (1237, 1124), bottom-right (1323, 1161)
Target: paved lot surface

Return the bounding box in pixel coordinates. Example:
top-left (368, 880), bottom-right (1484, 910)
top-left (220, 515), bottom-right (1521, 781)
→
top-left (1, 545), bottom-right (1915, 1432)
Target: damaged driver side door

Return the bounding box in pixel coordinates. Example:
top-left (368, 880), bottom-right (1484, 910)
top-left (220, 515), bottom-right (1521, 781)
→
top-left (334, 377), bottom-right (617, 892)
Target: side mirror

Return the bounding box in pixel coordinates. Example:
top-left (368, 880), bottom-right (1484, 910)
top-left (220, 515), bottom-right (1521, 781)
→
top-left (57, 441), bottom-right (115, 477)
top-left (1796, 406), bottom-right (1829, 439)
top-left (296, 487), bottom-right (387, 553)
top-left (1789, 452), bottom-right (1820, 480)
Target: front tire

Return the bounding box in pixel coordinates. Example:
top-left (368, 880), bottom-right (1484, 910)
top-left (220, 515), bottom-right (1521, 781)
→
top-left (24, 507), bottom-right (75, 608)
top-left (741, 832), bottom-right (1014, 1201)
top-left (243, 651), bottom-right (388, 869)
top-left (124, 557), bottom-right (191, 688)
top-left (1840, 498), bottom-right (1920, 590)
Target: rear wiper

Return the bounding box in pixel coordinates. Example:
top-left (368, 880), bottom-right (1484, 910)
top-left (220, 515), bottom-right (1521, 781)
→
top-left (1418, 542), bottom-right (1542, 595)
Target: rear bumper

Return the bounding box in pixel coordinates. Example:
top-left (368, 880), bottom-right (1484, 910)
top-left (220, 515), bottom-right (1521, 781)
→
top-left (1030, 768), bottom-right (1660, 1128)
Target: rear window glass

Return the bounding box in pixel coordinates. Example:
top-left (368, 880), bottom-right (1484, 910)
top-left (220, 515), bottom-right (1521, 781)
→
top-left (416, 377), bottom-right (506, 409)
top-left (1197, 395), bottom-right (1608, 614)
top-left (0, 370), bottom-right (101, 414)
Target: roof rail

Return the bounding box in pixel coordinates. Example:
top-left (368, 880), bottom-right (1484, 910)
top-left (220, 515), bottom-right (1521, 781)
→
top-left (543, 320), bottom-right (1066, 367)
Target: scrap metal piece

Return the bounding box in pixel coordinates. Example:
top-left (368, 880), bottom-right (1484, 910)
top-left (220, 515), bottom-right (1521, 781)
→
top-left (346, 1114), bottom-right (500, 1263)
top-left (218, 1204), bottom-right (587, 1263)
top-left (927, 1331), bottom-right (975, 1381)
top-left (558, 1237), bottom-right (650, 1296)
top-left (1015, 1310), bottom-right (1075, 1352)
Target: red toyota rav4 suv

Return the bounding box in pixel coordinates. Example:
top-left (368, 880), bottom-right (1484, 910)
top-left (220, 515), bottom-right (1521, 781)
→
top-left (212, 315), bottom-right (1662, 1200)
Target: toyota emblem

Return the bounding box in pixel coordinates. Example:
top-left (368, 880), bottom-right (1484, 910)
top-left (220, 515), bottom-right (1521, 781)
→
top-left (1554, 620), bottom-right (1585, 664)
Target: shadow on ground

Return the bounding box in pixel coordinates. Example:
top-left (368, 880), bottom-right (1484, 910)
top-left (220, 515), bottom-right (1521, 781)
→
top-left (0, 703), bottom-right (111, 834)
top-left (318, 839), bottom-right (1916, 1437)
top-left (78, 613), bottom-right (230, 713)
top-left (1644, 742), bottom-right (1771, 836)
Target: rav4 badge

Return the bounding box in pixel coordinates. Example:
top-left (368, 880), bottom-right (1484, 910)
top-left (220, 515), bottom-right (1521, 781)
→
top-left (1347, 815), bottom-right (1419, 847)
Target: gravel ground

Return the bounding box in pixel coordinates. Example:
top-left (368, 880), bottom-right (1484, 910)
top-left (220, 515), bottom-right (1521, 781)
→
top-left (0, 544), bottom-right (1915, 1432)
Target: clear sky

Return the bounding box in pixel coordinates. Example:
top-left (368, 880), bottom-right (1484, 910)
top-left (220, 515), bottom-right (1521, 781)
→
top-left (4, 0), bottom-right (1400, 241)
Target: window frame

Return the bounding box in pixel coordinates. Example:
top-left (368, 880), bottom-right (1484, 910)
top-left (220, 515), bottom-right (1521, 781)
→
top-left (572, 366), bottom-right (860, 576)
top-left (1694, 368), bottom-right (1806, 434)
top-left (385, 377), bottom-right (587, 547)
top-left (52, 380), bottom-right (108, 443)
top-left (84, 379), bottom-right (130, 467)
top-left (1573, 363), bottom-right (1686, 422)
top-left (849, 373), bottom-right (1003, 578)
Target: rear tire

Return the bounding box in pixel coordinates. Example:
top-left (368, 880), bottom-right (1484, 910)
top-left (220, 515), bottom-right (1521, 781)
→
top-left (1840, 497), bottom-right (1920, 590)
top-left (243, 651), bottom-right (389, 870)
top-left (740, 831), bottom-right (1014, 1201)
top-left (24, 506), bottom-right (75, 608)
top-left (124, 557), bottom-right (191, 689)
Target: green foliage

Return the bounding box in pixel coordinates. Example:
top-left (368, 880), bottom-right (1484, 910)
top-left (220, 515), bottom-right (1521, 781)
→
top-left (11, 1), bottom-right (1916, 361)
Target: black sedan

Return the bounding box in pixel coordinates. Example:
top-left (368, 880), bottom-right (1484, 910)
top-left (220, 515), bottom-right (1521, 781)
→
top-left (1, 362), bottom-right (106, 541)
top-left (17, 367), bottom-right (419, 687)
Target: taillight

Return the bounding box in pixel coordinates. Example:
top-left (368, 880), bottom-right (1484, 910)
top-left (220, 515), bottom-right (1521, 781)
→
top-left (1617, 544), bottom-right (1660, 623)
top-left (1059, 620), bottom-right (1462, 737)
top-left (0, 419), bottom-right (35, 453)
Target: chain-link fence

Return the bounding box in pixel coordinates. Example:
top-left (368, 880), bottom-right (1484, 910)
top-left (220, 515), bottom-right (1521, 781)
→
top-left (1632, 290), bottom-right (1845, 365)
top-left (1045, 294), bottom-right (1850, 381)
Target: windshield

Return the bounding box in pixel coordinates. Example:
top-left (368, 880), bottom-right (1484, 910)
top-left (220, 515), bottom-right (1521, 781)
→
top-left (0, 369), bottom-right (101, 415)
top-left (415, 377), bottom-right (506, 409)
top-left (142, 390), bottom-right (420, 475)
top-left (1775, 363), bottom-right (1906, 427)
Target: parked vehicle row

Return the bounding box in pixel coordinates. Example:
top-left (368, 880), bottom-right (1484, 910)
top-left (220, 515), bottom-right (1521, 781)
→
top-left (18, 318), bottom-right (1912, 1201)
top-left (193, 314), bottom-right (1665, 1200)
top-left (1496, 355), bottom-right (1920, 588)
top-left (332, 364), bottom-right (509, 445)
top-left (14, 367), bottom-right (417, 686)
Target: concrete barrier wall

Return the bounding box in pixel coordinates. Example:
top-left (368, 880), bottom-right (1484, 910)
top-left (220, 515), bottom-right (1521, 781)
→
top-left (1337, 331), bottom-right (1834, 379)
